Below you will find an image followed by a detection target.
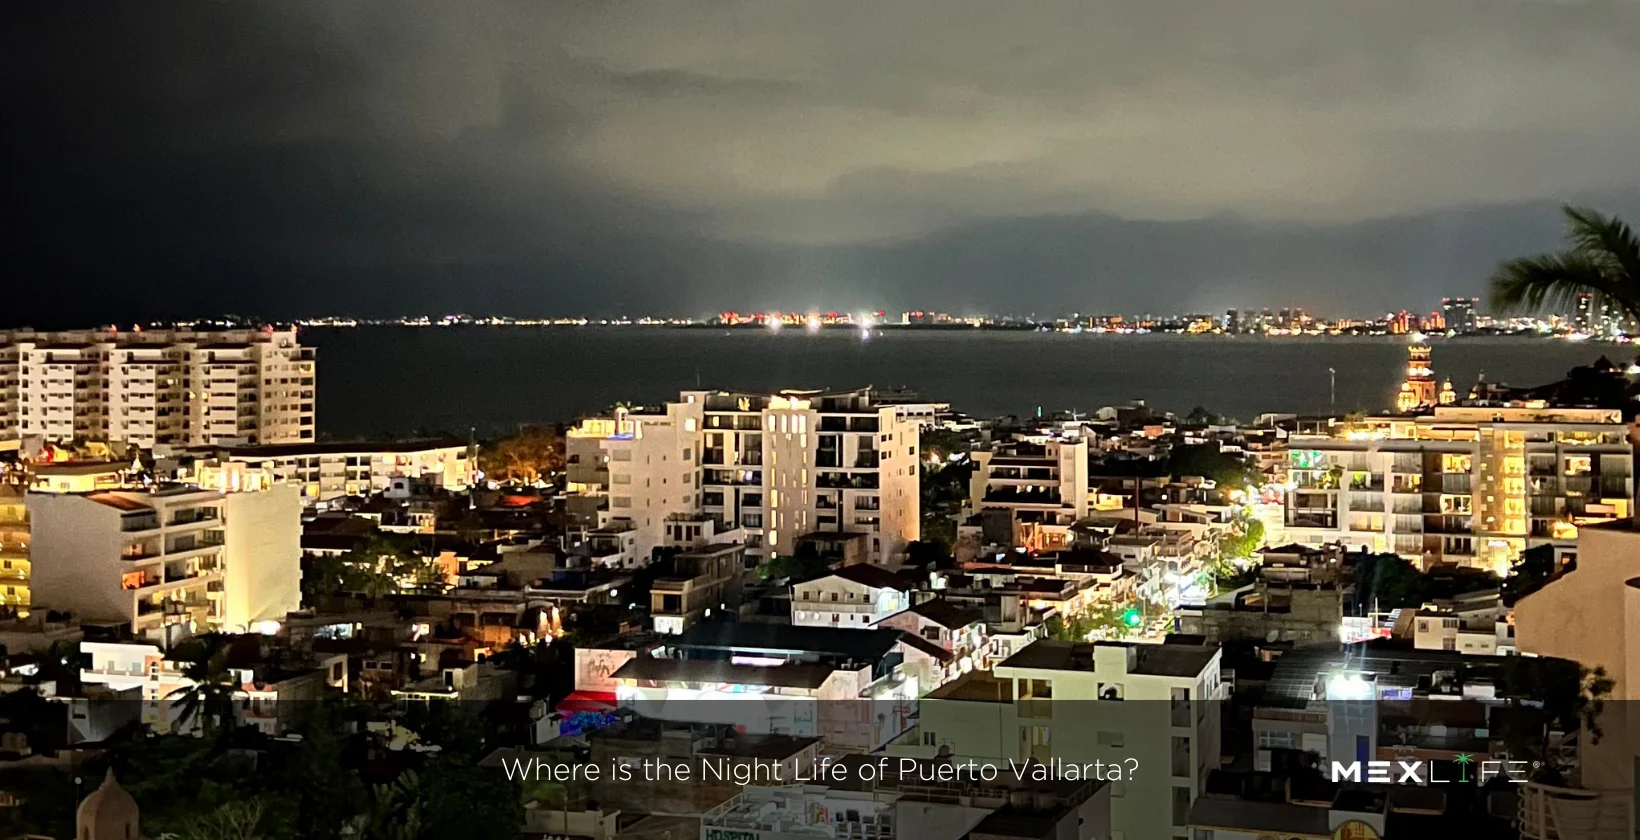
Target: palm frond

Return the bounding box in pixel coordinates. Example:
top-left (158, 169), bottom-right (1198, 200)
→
top-left (1489, 206), bottom-right (1640, 325)
top-left (1562, 206), bottom-right (1640, 311)
top-left (1489, 250), bottom-right (1616, 315)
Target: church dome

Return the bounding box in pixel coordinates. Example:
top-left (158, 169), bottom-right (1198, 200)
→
top-left (76, 769), bottom-right (139, 840)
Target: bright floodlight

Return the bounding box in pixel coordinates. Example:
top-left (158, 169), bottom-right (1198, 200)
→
top-left (1326, 672), bottom-right (1372, 701)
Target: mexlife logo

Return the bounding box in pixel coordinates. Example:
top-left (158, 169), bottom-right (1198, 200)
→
top-left (1329, 756), bottom-right (1536, 784)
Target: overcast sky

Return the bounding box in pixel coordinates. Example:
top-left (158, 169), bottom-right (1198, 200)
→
top-left (5, 1), bottom-right (1640, 325)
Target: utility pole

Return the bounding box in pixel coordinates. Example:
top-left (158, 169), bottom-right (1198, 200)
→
top-left (1329, 367), bottom-right (1337, 414)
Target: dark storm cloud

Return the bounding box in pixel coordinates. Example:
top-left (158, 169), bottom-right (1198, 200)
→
top-left (4, 0), bottom-right (1640, 325)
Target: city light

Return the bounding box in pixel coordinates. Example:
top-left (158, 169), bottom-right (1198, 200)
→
top-left (1325, 672), bottom-right (1373, 701)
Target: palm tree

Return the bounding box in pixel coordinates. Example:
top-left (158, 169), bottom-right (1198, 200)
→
top-left (1492, 205), bottom-right (1640, 523)
top-left (170, 634), bottom-right (240, 740)
top-left (26, 639), bottom-right (86, 695)
top-left (1490, 206), bottom-right (1640, 327)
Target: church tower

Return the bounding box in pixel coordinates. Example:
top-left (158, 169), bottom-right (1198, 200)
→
top-left (1395, 341), bottom-right (1438, 412)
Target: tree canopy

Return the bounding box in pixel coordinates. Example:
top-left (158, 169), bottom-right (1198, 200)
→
top-left (303, 532), bottom-right (439, 602)
top-left (757, 541), bottom-right (832, 582)
top-left (481, 424), bottom-right (565, 485)
top-left (1166, 443), bottom-right (1260, 489)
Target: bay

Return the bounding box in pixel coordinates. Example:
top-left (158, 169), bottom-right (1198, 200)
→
top-left (305, 327), bottom-right (1629, 439)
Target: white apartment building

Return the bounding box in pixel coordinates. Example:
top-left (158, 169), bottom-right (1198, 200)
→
top-left (0, 327), bottom-right (315, 447)
top-left (27, 485), bottom-right (302, 646)
top-left (192, 439), bottom-right (473, 504)
top-left (790, 564), bottom-right (913, 628)
top-left (600, 401), bottom-right (702, 561)
top-left (1284, 406), bottom-right (1631, 573)
top-left (582, 388), bottom-right (931, 564)
top-left (79, 640), bottom-right (345, 735)
top-left (899, 638), bottom-right (1226, 840)
top-left (964, 432), bottom-right (1091, 553)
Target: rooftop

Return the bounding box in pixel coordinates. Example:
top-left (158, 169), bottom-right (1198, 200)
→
top-left (900, 597), bottom-right (984, 629)
top-left (223, 439), bottom-right (466, 458)
top-left (814, 563), bottom-right (913, 590)
top-left (1259, 643), bottom-right (1499, 711)
top-left (33, 460), bottom-right (125, 476)
top-left (926, 670), bottom-right (1015, 702)
top-left (670, 621), bottom-right (905, 662)
top-left (997, 639), bottom-right (1218, 679)
top-left (610, 658), bottom-right (836, 689)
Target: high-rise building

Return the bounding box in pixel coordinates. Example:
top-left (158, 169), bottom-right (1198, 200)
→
top-left (0, 327), bottom-right (315, 447)
top-left (1574, 292), bottom-right (1598, 331)
top-left (1441, 297), bottom-right (1479, 333)
top-left (574, 388), bottom-right (933, 565)
top-left (26, 484), bottom-right (302, 645)
top-left (1284, 406), bottom-right (1631, 573)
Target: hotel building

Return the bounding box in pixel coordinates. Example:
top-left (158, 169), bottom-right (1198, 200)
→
top-left (1283, 405), bottom-right (1631, 573)
top-left (26, 484), bottom-right (302, 646)
top-left (577, 388), bottom-right (932, 564)
top-left (0, 327), bottom-right (315, 447)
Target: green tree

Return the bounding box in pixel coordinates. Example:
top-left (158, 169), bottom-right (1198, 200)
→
top-left (921, 428), bottom-right (972, 463)
top-left (178, 797), bottom-right (275, 840)
top-left (1166, 444), bottom-right (1260, 489)
top-left (26, 638), bottom-right (87, 695)
top-left (1216, 518), bottom-right (1266, 561)
top-left (351, 763), bottom-right (522, 840)
top-left (1349, 553), bottom-right (1428, 610)
top-left (904, 540), bottom-right (953, 569)
top-left (757, 542), bottom-right (831, 582)
top-left (306, 532), bottom-right (436, 601)
top-left (1184, 406), bottom-right (1222, 426)
top-left (1046, 600), bottom-right (1137, 642)
top-left (171, 634), bottom-right (241, 741)
top-left (350, 771), bottom-right (424, 840)
top-left (1503, 544), bottom-right (1564, 604)
top-left (274, 703), bottom-right (365, 840)
top-left (1499, 656), bottom-right (1614, 781)
top-left (416, 756), bottom-right (524, 840)
top-left (482, 425), bottom-right (565, 485)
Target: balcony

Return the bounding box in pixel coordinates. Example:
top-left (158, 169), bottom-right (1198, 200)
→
top-left (1518, 782), bottom-right (1629, 840)
top-left (1423, 515), bottom-right (1473, 535)
top-left (981, 487), bottom-right (1058, 505)
top-left (167, 509), bottom-right (218, 527)
top-left (121, 514), bottom-right (161, 533)
top-left (121, 545), bottom-right (161, 561)
top-left (817, 473), bottom-right (879, 490)
top-left (1441, 475), bottom-right (1473, 494)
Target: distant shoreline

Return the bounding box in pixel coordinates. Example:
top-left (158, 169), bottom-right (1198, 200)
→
top-left (294, 322), bottom-right (1594, 341)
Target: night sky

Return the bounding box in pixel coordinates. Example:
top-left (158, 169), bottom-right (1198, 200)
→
top-left (5, 1), bottom-right (1640, 326)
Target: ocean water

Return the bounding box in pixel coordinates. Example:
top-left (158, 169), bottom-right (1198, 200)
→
top-left (305, 327), bottom-right (1626, 438)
